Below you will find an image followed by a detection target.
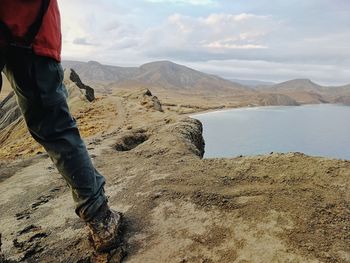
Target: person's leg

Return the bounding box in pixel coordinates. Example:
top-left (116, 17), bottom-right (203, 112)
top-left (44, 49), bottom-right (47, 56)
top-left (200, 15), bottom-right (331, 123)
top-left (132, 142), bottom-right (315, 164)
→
top-left (3, 50), bottom-right (106, 221)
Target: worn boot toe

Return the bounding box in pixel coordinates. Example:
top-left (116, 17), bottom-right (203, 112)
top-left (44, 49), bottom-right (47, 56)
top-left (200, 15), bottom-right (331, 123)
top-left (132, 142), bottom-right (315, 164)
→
top-left (87, 206), bottom-right (123, 253)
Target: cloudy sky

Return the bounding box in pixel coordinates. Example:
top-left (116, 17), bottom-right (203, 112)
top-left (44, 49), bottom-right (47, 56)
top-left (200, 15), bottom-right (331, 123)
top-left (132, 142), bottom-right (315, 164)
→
top-left (59, 0), bottom-right (350, 85)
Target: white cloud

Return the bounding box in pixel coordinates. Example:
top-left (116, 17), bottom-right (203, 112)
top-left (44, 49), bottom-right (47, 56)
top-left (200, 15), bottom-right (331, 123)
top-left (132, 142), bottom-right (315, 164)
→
top-left (60, 5), bottom-right (275, 62)
top-left (59, 0), bottom-right (141, 60)
top-left (204, 42), bottom-right (267, 49)
top-left (58, 1), bottom-right (350, 84)
top-left (145, 0), bottom-right (216, 6)
top-left (187, 59), bottom-right (350, 86)
top-left (141, 13), bottom-right (276, 57)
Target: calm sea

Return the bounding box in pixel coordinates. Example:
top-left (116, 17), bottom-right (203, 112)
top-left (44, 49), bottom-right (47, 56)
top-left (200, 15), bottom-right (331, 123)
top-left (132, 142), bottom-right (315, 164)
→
top-left (192, 104), bottom-right (350, 160)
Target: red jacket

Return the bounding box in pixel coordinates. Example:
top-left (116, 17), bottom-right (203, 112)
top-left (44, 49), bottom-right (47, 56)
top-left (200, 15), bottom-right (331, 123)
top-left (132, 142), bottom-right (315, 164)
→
top-left (0, 0), bottom-right (62, 62)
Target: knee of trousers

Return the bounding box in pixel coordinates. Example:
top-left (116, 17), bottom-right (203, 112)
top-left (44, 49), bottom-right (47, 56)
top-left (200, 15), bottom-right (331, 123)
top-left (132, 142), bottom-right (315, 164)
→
top-left (24, 100), bottom-right (80, 145)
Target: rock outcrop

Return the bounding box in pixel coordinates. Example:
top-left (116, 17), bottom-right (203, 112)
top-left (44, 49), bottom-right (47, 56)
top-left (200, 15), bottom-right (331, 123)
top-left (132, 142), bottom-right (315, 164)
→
top-left (167, 117), bottom-right (205, 158)
top-left (124, 88), bottom-right (164, 112)
top-left (69, 69), bottom-right (95, 102)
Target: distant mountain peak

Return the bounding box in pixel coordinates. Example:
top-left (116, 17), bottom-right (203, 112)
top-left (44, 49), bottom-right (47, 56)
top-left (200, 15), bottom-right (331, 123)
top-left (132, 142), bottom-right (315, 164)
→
top-left (294, 78), bottom-right (311, 81)
top-left (140, 60), bottom-right (190, 71)
top-left (87, 61), bottom-right (102, 66)
top-left (265, 78), bottom-right (326, 104)
top-left (141, 60), bottom-right (176, 66)
top-left (282, 78), bottom-right (320, 86)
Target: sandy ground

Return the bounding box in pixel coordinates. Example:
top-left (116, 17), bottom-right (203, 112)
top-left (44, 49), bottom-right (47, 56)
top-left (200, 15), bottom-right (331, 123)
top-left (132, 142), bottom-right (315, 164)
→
top-left (0, 89), bottom-right (349, 263)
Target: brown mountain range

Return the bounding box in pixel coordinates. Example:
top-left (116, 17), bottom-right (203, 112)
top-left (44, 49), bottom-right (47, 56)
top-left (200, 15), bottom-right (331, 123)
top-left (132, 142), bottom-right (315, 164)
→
top-left (62, 60), bottom-right (251, 95)
top-left (61, 60), bottom-right (350, 108)
top-left (262, 79), bottom-right (350, 104)
top-left (2, 61), bottom-right (350, 110)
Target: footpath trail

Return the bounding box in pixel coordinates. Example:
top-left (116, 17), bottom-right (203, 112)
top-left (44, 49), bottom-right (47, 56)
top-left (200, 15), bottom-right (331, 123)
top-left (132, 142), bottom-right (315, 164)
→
top-left (0, 89), bottom-right (349, 263)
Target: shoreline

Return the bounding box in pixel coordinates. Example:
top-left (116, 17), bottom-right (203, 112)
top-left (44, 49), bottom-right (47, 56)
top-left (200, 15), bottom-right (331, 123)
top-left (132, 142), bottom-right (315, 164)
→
top-left (189, 103), bottom-right (350, 161)
top-left (188, 102), bottom-right (349, 117)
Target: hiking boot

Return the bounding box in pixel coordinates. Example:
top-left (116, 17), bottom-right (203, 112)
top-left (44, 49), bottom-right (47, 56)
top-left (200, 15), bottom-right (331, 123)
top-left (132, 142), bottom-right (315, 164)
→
top-left (87, 203), bottom-right (123, 253)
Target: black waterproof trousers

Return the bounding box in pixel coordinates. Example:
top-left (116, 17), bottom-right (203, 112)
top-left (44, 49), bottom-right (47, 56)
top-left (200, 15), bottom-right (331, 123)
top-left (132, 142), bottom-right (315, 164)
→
top-left (1, 49), bottom-right (106, 221)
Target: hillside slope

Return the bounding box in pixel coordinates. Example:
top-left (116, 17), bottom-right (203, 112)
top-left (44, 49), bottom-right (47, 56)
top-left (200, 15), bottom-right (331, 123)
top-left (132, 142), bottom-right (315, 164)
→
top-left (0, 89), bottom-right (349, 263)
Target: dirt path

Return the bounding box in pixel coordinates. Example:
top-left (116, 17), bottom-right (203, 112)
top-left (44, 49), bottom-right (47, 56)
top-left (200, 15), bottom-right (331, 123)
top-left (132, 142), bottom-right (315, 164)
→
top-left (0, 90), bottom-right (349, 263)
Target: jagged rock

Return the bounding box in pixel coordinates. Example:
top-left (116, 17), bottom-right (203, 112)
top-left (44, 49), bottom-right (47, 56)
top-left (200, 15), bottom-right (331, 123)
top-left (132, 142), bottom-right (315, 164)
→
top-left (128, 88), bottom-right (163, 112)
top-left (69, 69), bottom-right (95, 102)
top-left (151, 96), bottom-right (163, 112)
top-left (144, 89), bottom-right (152, 97)
top-left (126, 88), bottom-right (153, 99)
